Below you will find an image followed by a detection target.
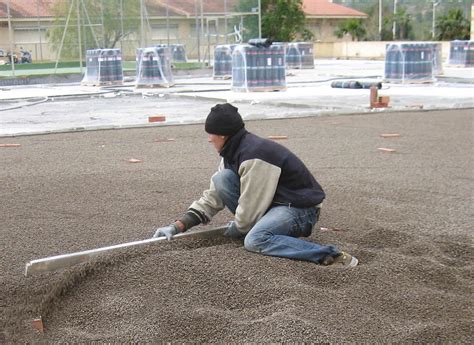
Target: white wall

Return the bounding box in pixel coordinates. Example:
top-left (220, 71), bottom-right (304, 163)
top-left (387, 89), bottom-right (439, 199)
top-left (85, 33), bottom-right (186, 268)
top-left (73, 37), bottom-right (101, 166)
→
top-left (315, 41), bottom-right (451, 60)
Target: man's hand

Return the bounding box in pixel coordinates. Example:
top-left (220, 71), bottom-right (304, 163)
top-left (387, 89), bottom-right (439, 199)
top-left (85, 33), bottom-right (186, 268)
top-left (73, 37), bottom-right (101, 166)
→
top-left (152, 224), bottom-right (179, 241)
top-left (224, 221), bottom-right (244, 239)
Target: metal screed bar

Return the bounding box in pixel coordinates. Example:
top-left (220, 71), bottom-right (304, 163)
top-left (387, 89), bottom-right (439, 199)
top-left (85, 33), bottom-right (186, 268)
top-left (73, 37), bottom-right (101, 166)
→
top-left (24, 226), bottom-right (227, 276)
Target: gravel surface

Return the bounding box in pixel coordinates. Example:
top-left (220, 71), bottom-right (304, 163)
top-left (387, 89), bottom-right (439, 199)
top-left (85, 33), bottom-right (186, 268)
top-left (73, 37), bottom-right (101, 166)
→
top-left (1, 109), bottom-right (472, 343)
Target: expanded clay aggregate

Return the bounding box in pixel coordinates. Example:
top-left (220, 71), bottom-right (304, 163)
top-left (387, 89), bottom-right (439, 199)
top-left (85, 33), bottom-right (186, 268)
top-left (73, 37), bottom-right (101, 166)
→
top-left (1, 109), bottom-right (472, 342)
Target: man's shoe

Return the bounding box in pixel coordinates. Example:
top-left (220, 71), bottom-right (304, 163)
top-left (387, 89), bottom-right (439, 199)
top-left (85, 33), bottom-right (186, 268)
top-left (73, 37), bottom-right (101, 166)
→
top-left (322, 251), bottom-right (358, 267)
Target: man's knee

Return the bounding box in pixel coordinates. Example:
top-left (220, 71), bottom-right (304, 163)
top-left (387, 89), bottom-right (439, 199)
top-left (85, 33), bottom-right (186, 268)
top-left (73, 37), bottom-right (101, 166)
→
top-left (244, 231), bottom-right (270, 253)
top-left (244, 234), bottom-right (259, 253)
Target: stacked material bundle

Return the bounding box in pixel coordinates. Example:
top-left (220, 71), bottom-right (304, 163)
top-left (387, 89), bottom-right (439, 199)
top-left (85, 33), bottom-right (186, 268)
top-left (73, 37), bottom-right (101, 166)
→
top-left (272, 42), bottom-right (288, 52)
top-left (156, 44), bottom-right (188, 63)
top-left (136, 46), bottom-right (174, 88)
top-left (448, 40), bottom-right (474, 66)
top-left (171, 44), bottom-right (187, 62)
top-left (431, 42), bottom-right (443, 75)
top-left (285, 42), bottom-right (314, 69)
top-left (384, 43), bottom-right (435, 83)
top-left (82, 49), bottom-right (123, 85)
top-left (81, 50), bottom-right (100, 84)
top-left (213, 44), bottom-right (237, 79)
top-left (231, 42), bottom-right (286, 92)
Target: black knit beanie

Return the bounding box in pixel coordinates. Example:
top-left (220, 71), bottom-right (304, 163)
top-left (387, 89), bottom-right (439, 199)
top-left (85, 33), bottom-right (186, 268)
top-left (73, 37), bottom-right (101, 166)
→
top-left (205, 103), bottom-right (245, 136)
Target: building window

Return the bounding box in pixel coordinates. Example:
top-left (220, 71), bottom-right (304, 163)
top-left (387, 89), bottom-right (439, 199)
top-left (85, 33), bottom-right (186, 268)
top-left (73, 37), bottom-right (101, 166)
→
top-left (151, 24), bottom-right (179, 39)
top-left (190, 22), bottom-right (217, 37)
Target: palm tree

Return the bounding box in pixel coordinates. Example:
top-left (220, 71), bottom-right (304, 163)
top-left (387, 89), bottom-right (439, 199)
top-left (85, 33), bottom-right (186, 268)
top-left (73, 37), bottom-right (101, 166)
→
top-left (334, 19), bottom-right (367, 41)
top-left (392, 6), bottom-right (412, 40)
top-left (436, 9), bottom-right (470, 40)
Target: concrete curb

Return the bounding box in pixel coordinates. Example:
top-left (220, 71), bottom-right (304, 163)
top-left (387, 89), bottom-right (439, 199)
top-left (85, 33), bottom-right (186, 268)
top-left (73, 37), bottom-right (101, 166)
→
top-left (3, 104), bottom-right (473, 139)
top-left (0, 68), bottom-right (213, 87)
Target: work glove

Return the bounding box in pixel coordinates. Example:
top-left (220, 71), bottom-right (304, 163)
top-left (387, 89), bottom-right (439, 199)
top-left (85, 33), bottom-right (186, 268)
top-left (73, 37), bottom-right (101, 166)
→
top-left (152, 223), bottom-right (179, 241)
top-left (224, 221), bottom-right (244, 239)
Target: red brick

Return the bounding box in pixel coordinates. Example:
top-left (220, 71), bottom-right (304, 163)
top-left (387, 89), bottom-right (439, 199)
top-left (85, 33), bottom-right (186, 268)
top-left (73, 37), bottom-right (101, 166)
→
top-left (148, 115), bottom-right (166, 123)
top-left (32, 318), bottom-right (44, 332)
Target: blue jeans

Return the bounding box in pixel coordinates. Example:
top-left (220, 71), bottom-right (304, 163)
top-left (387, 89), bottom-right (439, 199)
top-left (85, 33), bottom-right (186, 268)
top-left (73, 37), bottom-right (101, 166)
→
top-left (212, 169), bottom-right (340, 264)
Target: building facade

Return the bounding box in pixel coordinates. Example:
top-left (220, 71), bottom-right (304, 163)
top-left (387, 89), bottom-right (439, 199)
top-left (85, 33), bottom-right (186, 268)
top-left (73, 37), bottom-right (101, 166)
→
top-left (0, 0), bottom-right (367, 62)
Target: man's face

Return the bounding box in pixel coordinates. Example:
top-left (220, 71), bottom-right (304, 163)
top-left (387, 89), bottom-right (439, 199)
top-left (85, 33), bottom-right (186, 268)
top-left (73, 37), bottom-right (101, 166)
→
top-left (208, 133), bottom-right (228, 153)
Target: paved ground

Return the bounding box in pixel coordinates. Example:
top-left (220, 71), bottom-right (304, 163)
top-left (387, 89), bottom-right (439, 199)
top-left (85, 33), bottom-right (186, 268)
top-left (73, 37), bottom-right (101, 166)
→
top-left (0, 59), bottom-right (473, 137)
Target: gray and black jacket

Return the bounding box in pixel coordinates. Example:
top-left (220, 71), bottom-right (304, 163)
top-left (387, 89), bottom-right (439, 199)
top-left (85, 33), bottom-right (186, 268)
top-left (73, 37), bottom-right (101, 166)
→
top-left (183, 128), bottom-right (325, 234)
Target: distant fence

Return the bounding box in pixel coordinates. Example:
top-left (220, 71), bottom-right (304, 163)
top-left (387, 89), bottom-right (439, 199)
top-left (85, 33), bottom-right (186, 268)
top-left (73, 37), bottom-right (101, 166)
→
top-left (4, 37), bottom-right (233, 64)
top-left (2, 40), bottom-right (456, 65)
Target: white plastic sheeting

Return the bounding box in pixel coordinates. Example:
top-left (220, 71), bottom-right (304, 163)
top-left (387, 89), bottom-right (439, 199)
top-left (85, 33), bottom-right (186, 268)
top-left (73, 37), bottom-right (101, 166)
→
top-left (213, 44), bottom-right (237, 79)
top-left (136, 46), bottom-right (174, 87)
top-left (285, 42), bottom-right (315, 69)
top-left (448, 40), bottom-right (474, 67)
top-left (384, 42), bottom-right (440, 83)
top-left (231, 44), bottom-right (286, 92)
top-left (82, 49), bottom-right (123, 85)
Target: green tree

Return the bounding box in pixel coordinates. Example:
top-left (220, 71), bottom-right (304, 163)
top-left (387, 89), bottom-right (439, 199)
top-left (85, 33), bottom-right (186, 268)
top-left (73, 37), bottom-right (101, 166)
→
top-left (436, 8), bottom-right (470, 40)
top-left (392, 6), bottom-right (413, 40)
top-left (234, 0), bottom-right (313, 42)
top-left (357, 3), bottom-right (381, 41)
top-left (334, 19), bottom-right (366, 41)
top-left (47, 0), bottom-right (140, 59)
top-left (332, 0), bottom-right (472, 41)
top-left (262, 0), bottom-right (312, 42)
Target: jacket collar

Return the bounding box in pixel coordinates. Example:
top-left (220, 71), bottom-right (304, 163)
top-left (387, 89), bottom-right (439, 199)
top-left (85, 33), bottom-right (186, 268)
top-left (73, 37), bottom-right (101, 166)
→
top-left (220, 128), bottom-right (248, 162)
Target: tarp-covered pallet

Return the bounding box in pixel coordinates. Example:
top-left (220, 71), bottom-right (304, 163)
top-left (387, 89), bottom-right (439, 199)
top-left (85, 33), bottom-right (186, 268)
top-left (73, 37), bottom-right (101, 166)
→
top-left (171, 44), bottom-right (187, 62)
top-left (430, 42), bottom-right (443, 75)
top-left (82, 49), bottom-right (123, 86)
top-left (213, 44), bottom-right (237, 79)
top-left (285, 42), bottom-right (315, 69)
top-left (448, 40), bottom-right (474, 67)
top-left (384, 42), bottom-right (437, 83)
top-left (156, 44), bottom-right (188, 63)
top-left (232, 40), bottom-right (286, 92)
top-left (136, 46), bottom-right (174, 88)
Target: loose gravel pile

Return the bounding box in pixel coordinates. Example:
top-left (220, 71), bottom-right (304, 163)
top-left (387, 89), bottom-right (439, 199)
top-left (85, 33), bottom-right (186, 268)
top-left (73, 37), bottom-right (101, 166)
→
top-left (1, 109), bottom-right (472, 343)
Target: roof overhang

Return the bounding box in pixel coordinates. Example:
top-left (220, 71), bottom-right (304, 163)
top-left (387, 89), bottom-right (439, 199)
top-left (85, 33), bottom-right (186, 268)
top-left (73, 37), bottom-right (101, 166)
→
top-left (306, 15), bottom-right (367, 19)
